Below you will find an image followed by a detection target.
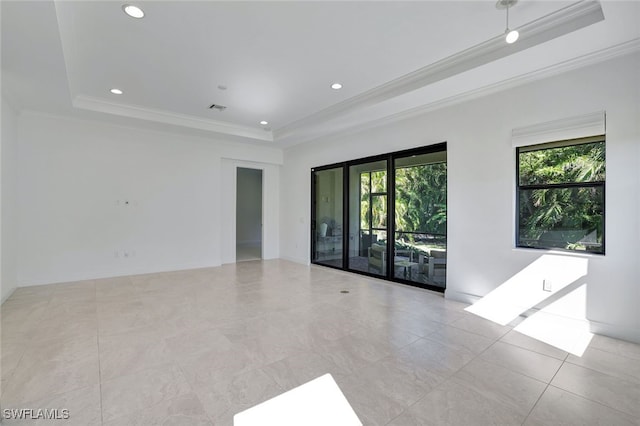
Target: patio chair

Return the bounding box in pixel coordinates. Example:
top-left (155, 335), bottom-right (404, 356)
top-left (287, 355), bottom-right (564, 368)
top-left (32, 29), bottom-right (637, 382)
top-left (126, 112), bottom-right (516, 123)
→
top-left (367, 243), bottom-right (386, 274)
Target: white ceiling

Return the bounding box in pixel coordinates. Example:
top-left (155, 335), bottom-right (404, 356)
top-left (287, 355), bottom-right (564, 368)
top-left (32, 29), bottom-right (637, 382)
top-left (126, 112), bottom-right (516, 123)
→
top-left (2, 1), bottom-right (639, 146)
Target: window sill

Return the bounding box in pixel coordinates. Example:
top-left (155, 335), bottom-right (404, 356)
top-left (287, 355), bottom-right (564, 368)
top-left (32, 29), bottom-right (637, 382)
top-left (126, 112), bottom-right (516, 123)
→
top-left (512, 246), bottom-right (605, 257)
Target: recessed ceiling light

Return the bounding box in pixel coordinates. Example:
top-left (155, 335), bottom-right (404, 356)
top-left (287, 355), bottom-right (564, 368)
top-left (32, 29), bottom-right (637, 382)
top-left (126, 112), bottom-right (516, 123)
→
top-left (122, 4), bottom-right (145, 19)
top-left (330, 83), bottom-right (343, 90)
top-left (260, 120), bottom-right (269, 126)
top-left (110, 88), bottom-right (123, 95)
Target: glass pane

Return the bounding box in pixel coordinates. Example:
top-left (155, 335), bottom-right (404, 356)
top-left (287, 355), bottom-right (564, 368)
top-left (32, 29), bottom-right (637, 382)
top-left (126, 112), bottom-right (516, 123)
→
top-left (312, 168), bottom-right (343, 267)
top-left (518, 186), bottom-right (604, 253)
top-left (360, 173), bottom-right (370, 230)
top-left (360, 173), bottom-right (370, 196)
top-left (519, 141), bottom-right (605, 186)
top-left (394, 151), bottom-right (447, 288)
top-left (348, 160), bottom-right (387, 276)
top-left (371, 170), bottom-right (386, 193)
top-left (360, 199), bottom-right (370, 230)
top-left (372, 195), bottom-right (387, 228)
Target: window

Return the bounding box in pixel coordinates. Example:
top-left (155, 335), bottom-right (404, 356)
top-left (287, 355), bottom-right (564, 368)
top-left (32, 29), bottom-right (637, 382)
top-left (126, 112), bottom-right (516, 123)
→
top-left (517, 136), bottom-right (605, 254)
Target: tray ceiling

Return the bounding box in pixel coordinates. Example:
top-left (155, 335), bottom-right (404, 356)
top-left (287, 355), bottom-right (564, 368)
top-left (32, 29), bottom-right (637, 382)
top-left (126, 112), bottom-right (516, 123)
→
top-left (2, 1), bottom-right (639, 146)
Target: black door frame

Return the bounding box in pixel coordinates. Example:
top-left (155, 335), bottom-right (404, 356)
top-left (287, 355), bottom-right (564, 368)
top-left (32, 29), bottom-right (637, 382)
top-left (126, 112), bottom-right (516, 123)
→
top-left (310, 142), bottom-right (447, 292)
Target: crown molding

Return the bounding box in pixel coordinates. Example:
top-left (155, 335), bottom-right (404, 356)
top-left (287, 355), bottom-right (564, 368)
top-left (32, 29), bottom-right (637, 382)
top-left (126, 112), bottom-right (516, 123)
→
top-left (281, 38), bottom-right (639, 148)
top-left (52, 0), bottom-right (630, 148)
top-left (512, 111), bottom-right (605, 147)
top-left (72, 95), bottom-right (273, 142)
top-left (275, 0), bottom-right (604, 141)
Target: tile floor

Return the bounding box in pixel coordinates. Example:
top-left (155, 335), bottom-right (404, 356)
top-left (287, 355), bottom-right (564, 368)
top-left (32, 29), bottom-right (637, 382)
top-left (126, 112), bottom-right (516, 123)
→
top-left (236, 244), bottom-right (261, 262)
top-left (1, 260), bottom-right (639, 425)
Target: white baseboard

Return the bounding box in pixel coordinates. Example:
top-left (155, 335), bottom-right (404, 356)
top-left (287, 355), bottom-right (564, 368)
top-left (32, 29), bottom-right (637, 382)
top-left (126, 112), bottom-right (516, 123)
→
top-left (1, 286), bottom-right (17, 304)
top-left (15, 261), bottom-right (222, 287)
top-left (589, 319), bottom-right (640, 344)
top-left (280, 256), bottom-right (310, 265)
top-left (444, 289), bottom-right (481, 304)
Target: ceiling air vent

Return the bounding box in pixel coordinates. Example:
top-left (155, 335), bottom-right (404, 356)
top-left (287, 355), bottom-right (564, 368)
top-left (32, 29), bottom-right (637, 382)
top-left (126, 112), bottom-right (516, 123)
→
top-left (209, 104), bottom-right (227, 112)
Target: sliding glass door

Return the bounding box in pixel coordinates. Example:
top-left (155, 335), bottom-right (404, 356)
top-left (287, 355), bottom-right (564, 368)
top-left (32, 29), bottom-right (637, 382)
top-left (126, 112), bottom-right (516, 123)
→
top-left (348, 159), bottom-right (387, 277)
top-left (311, 166), bottom-right (344, 268)
top-left (393, 151), bottom-right (447, 288)
top-left (311, 144), bottom-right (447, 291)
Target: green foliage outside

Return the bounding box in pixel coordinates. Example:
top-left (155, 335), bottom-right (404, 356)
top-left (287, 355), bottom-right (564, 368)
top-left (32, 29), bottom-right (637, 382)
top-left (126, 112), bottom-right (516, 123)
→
top-left (361, 162), bottom-right (447, 256)
top-left (395, 163), bottom-right (447, 237)
top-left (518, 141), bottom-right (605, 252)
top-left (360, 170), bottom-right (387, 230)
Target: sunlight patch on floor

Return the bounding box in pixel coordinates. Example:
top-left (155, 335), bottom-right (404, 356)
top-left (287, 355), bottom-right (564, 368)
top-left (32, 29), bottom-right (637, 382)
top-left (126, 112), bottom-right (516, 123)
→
top-left (464, 254), bottom-right (593, 356)
top-left (464, 254), bottom-right (589, 326)
top-left (234, 374), bottom-right (362, 426)
top-left (514, 284), bottom-right (593, 356)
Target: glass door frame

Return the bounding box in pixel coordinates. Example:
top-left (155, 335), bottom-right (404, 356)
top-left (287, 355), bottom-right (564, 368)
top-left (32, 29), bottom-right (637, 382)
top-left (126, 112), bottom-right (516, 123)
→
top-left (346, 155), bottom-right (390, 278)
top-left (311, 142), bottom-right (447, 293)
top-left (311, 162), bottom-right (348, 270)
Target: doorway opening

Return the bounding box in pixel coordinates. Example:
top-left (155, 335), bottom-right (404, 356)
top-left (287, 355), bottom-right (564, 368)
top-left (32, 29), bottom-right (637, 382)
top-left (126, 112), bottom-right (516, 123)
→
top-left (236, 167), bottom-right (263, 261)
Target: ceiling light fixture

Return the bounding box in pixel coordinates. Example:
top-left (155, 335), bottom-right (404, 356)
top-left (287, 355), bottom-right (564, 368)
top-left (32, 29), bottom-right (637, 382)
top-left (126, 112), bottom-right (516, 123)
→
top-left (122, 4), bottom-right (145, 19)
top-left (110, 88), bottom-right (123, 95)
top-left (496, 0), bottom-right (519, 44)
top-left (260, 120), bottom-right (269, 126)
top-left (330, 83), bottom-right (343, 90)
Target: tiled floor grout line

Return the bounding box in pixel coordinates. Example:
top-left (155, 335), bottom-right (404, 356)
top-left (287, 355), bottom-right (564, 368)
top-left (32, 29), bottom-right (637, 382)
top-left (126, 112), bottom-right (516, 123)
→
top-left (383, 332), bottom-right (505, 425)
top-left (173, 357), bottom-right (218, 425)
top-left (498, 339), bottom-right (568, 362)
top-left (561, 356), bottom-right (640, 386)
top-left (382, 368), bottom-right (450, 426)
top-left (545, 382), bottom-right (640, 420)
top-left (581, 345), bottom-right (640, 362)
top-left (520, 383), bottom-right (550, 425)
top-left (520, 352), bottom-right (568, 425)
top-left (548, 352), bottom-right (640, 419)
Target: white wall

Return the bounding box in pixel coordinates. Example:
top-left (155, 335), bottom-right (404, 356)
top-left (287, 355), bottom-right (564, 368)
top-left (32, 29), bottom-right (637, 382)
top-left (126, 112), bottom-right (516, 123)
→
top-left (1, 97), bottom-right (18, 302)
top-left (14, 112), bottom-right (282, 285)
top-left (281, 53), bottom-right (640, 343)
top-left (236, 168), bottom-right (263, 246)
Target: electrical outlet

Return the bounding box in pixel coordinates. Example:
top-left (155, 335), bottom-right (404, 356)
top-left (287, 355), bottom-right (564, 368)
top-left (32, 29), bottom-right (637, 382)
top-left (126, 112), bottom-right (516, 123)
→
top-left (115, 250), bottom-right (136, 258)
top-left (543, 279), bottom-right (552, 292)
